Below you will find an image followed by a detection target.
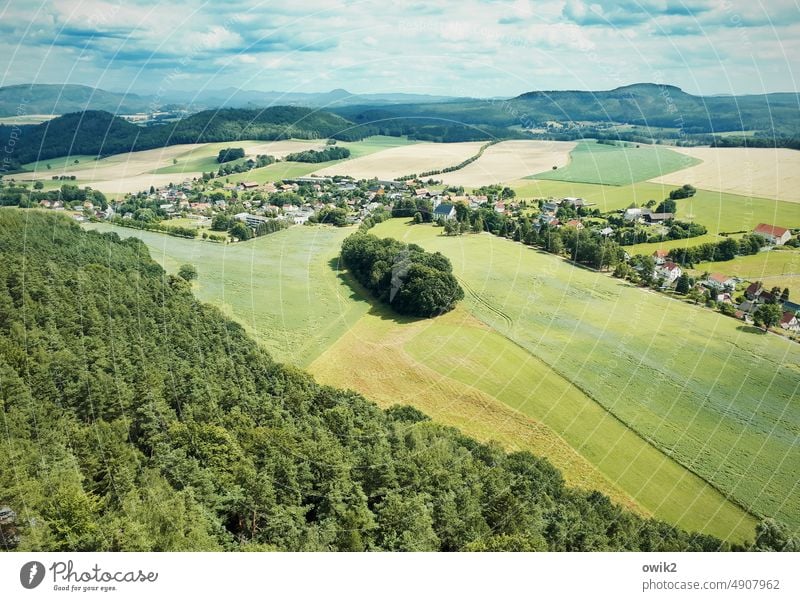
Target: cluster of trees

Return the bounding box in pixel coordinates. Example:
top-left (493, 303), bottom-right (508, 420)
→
top-left (670, 233), bottom-right (768, 267)
top-left (0, 211), bottom-right (796, 552)
top-left (108, 216), bottom-right (199, 239)
top-left (0, 182), bottom-right (107, 209)
top-left (210, 214), bottom-right (287, 241)
top-left (211, 154), bottom-right (275, 178)
top-left (217, 148), bottom-right (246, 163)
top-left (391, 197), bottom-right (434, 221)
top-left (667, 184), bottom-right (697, 200)
top-left (285, 147), bottom-right (350, 163)
top-left (340, 233), bottom-right (464, 317)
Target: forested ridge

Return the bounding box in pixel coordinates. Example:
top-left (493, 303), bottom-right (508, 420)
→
top-left (0, 107), bottom-right (367, 167)
top-left (0, 210), bottom-right (794, 552)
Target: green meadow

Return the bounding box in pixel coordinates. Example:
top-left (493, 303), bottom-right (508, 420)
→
top-left (84, 222), bottom-right (369, 366)
top-left (372, 219), bottom-right (800, 535)
top-left (530, 141), bottom-right (701, 186)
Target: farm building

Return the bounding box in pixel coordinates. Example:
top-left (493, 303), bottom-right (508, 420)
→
top-left (753, 223), bottom-right (791, 245)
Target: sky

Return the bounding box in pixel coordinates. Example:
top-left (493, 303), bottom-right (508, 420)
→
top-left (0, 0), bottom-right (798, 98)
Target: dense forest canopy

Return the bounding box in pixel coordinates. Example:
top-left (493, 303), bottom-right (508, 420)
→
top-left (341, 232), bottom-right (465, 318)
top-left (0, 210), bottom-right (795, 552)
top-left (0, 107), bottom-right (369, 166)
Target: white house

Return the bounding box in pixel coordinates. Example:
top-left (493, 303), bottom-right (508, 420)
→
top-left (433, 203), bottom-right (457, 221)
top-left (753, 223), bottom-right (791, 246)
top-left (655, 261), bottom-right (682, 284)
top-left (704, 273), bottom-right (736, 290)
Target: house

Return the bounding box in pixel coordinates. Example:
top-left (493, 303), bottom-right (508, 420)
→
top-left (541, 202), bottom-right (558, 214)
top-left (599, 226), bottom-right (614, 237)
top-left (561, 197), bottom-right (585, 208)
top-left (745, 281), bottom-right (763, 300)
top-left (645, 212), bottom-right (674, 224)
top-left (753, 223), bottom-right (791, 245)
top-left (433, 203), bottom-right (457, 221)
top-left (655, 261), bottom-right (682, 284)
top-left (704, 273), bottom-right (736, 290)
top-left (623, 207), bottom-right (651, 222)
top-left (494, 202), bottom-right (506, 213)
top-left (235, 212), bottom-right (270, 229)
top-left (565, 219), bottom-right (584, 230)
top-left (241, 181), bottom-right (259, 190)
top-left (780, 311), bottom-right (799, 332)
top-left (652, 249), bottom-right (670, 265)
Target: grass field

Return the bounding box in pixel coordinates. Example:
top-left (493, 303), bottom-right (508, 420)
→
top-left (371, 219), bottom-right (799, 536)
top-left (437, 140), bottom-right (575, 187)
top-left (530, 141), bottom-right (701, 186)
top-left (310, 303), bottom-right (755, 541)
top-left (650, 147), bottom-right (800, 203)
top-left (694, 248), bottom-right (800, 299)
top-left (84, 222), bottom-right (370, 366)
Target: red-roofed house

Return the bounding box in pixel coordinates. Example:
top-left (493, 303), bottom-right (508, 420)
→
top-left (652, 249), bottom-right (670, 265)
top-left (780, 311), bottom-right (799, 332)
top-left (745, 281), bottom-right (763, 300)
top-left (704, 273), bottom-right (736, 290)
top-left (565, 219), bottom-right (584, 230)
top-left (753, 223), bottom-right (791, 245)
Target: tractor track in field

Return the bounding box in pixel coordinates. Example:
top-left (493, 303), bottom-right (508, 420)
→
top-left (457, 276), bottom-right (514, 329)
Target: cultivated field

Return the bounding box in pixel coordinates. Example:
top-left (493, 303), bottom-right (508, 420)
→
top-left (436, 140), bottom-right (576, 187)
top-left (372, 219), bottom-right (799, 536)
top-left (313, 141), bottom-right (485, 180)
top-left (650, 147), bottom-right (800, 203)
top-left (310, 304), bottom-right (755, 541)
top-left (0, 114), bottom-right (57, 125)
top-left (531, 141), bottom-right (701, 186)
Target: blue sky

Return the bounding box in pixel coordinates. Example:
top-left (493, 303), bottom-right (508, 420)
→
top-left (0, 0), bottom-right (798, 97)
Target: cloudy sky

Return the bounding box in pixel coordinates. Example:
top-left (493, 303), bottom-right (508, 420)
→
top-left (1, 0), bottom-right (798, 97)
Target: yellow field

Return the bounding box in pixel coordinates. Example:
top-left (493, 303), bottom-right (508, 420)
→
top-left (649, 146), bottom-right (800, 203)
top-left (313, 141), bottom-right (485, 180)
top-left (437, 140), bottom-right (576, 187)
top-left (15, 139), bottom-right (328, 194)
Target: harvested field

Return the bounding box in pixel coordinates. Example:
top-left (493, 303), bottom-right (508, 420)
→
top-left (649, 147), bottom-right (800, 203)
top-left (437, 140), bottom-right (576, 187)
top-left (313, 141), bottom-right (484, 180)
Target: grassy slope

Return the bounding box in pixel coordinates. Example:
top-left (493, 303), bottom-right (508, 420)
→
top-left (372, 219), bottom-right (799, 535)
top-left (530, 141), bottom-right (701, 186)
top-left (84, 222), bottom-right (369, 366)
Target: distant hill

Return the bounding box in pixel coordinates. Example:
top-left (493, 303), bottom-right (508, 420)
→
top-left (334, 83), bottom-right (800, 139)
top-left (0, 107), bottom-right (365, 166)
top-left (0, 84), bottom-right (464, 117)
top-left (0, 84), bottom-right (152, 117)
top-left (161, 87), bottom-right (465, 109)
